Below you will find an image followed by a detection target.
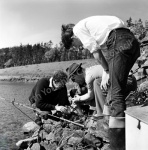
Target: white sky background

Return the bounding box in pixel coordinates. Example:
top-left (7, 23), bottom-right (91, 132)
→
top-left (0, 0), bottom-right (148, 48)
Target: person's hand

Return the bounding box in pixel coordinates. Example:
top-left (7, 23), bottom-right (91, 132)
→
top-left (55, 105), bottom-right (67, 113)
top-left (101, 70), bottom-right (110, 91)
top-left (68, 96), bottom-right (73, 104)
top-left (72, 95), bottom-right (81, 103)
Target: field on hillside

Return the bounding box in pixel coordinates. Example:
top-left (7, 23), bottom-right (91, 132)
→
top-left (0, 58), bottom-right (138, 82)
top-left (0, 59), bottom-right (98, 81)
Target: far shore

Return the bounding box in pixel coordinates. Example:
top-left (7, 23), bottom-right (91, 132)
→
top-left (0, 59), bottom-right (138, 82)
top-left (0, 59), bottom-right (98, 82)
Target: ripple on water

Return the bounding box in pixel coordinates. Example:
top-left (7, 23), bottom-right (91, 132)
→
top-left (0, 81), bottom-right (35, 150)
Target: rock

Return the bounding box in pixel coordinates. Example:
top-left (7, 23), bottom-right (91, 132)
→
top-left (85, 117), bottom-right (97, 128)
top-left (22, 121), bottom-right (40, 133)
top-left (45, 132), bottom-right (55, 141)
top-left (18, 109), bottom-right (108, 150)
top-left (139, 81), bottom-right (148, 91)
top-left (68, 137), bottom-right (82, 145)
top-left (27, 143), bottom-right (46, 150)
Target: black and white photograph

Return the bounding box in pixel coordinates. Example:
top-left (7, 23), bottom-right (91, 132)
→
top-left (0, 0), bottom-right (148, 150)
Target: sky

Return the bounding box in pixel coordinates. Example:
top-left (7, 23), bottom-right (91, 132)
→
top-left (0, 0), bottom-right (148, 48)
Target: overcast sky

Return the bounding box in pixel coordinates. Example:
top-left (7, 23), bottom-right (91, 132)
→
top-left (0, 0), bottom-right (148, 48)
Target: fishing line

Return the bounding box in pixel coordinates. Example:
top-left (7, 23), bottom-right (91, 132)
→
top-left (0, 96), bottom-right (85, 128)
top-left (0, 96), bottom-right (35, 122)
top-left (12, 99), bottom-right (35, 122)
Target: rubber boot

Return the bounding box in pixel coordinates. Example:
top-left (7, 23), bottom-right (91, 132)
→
top-left (108, 116), bottom-right (125, 150)
top-left (108, 128), bottom-right (125, 150)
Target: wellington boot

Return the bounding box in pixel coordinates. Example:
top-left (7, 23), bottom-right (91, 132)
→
top-left (108, 128), bottom-right (125, 150)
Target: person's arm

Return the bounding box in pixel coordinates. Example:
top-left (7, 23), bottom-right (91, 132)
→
top-left (73, 81), bottom-right (94, 102)
top-left (79, 89), bottom-right (94, 102)
top-left (35, 95), bottom-right (55, 111)
top-left (55, 86), bottom-right (70, 113)
top-left (74, 23), bottom-right (109, 70)
top-left (35, 94), bottom-right (55, 111)
top-left (93, 50), bottom-right (109, 71)
top-left (72, 89), bottom-right (94, 103)
top-left (93, 50), bottom-right (110, 90)
top-left (74, 26), bottom-right (109, 71)
top-left (58, 86), bottom-right (70, 106)
top-left (35, 79), bottom-right (55, 111)
top-left (29, 93), bottom-right (35, 105)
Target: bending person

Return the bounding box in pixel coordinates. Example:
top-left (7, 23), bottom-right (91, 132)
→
top-left (61, 16), bottom-right (140, 150)
top-left (67, 63), bottom-right (106, 118)
top-left (29, 70), bottom-right (70, 121)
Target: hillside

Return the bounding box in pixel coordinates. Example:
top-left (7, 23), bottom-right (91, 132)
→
top-left (0, 59), bottom-right (98, 82)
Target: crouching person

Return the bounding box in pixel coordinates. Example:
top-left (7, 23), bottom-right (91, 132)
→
top-left (66, 63), bottom-right (106, 118)
top-left (29, 70), bottom-right (70, 124)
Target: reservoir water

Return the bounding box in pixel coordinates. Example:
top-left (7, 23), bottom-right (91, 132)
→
top-left (0, 81), bottom-right (36, 150)
top-left (0, 81), bottom-right (74, 150)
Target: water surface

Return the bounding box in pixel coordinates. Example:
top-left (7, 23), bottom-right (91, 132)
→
top-left (0, 81), bottom-right (74, 150)
top-left (0, 81), bottom-right (35, 150)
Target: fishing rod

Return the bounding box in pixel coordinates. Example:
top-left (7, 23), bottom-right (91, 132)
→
top-left (0, 97), bottom-right (36, 122)
top-left (8, 98), bottom-right (85, 128)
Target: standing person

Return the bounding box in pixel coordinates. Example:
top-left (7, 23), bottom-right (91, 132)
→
top-left (61, 15), bottom-right (140, 150)
top-left (66, 63), bottom-right (106, 118)
top-left (29, 70), bottom-right (70, 118)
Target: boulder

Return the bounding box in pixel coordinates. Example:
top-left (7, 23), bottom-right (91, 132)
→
top-left (22, 121), bottom-right (40, 133)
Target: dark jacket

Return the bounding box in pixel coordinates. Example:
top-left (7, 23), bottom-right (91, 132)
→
top-left (29, 78), bottom-right (70, 111)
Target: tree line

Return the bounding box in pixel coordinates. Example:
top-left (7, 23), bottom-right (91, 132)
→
top-left (0, 17), bottom-right (148, 68)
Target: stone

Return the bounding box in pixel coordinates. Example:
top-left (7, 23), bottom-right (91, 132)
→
top-left (22, 121), bottom-right (40, 133)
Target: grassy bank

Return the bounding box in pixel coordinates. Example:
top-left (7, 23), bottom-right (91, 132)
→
top-left (0, 58), bottom-right (138, 82)
top-left (0, 59), bottom-right (98, 82)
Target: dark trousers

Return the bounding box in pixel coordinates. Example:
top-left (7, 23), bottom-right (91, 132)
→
top-left (103, 28), bottom-right (140, 117)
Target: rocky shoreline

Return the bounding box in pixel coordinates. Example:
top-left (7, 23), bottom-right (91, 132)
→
top-left (0, 75), bottom-right (43, 82)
